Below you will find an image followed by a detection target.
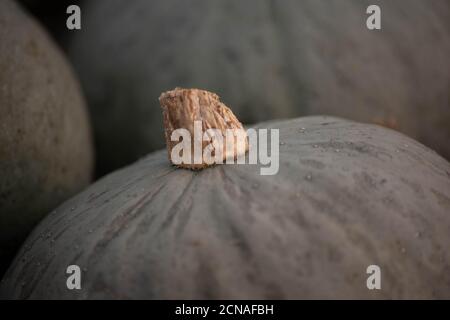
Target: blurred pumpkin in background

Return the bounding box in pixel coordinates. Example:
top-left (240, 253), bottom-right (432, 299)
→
top-left (63, 0), bottom-right (450, 176)
top-left (0, 0), bottom-right (93, 276)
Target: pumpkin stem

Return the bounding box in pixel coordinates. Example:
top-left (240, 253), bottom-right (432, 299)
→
top-left (159, 88), bottom-right (248, 169)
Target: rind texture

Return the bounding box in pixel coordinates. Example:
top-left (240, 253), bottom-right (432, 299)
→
top-left (1, 116), bottom-right (449, 299)
top-left (0, 0), bottom-right (93, 275)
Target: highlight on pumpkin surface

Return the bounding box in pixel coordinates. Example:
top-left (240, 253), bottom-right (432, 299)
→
top-left (159, 88), bottom-right (280, 175)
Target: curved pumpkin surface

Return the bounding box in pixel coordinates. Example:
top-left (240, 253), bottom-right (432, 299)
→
top-left (1, 116), bottom-right (449, 299)
top-left (0, 0), bottom-right (93, 276)
top-left (69, 0), bottom-right (450, 175)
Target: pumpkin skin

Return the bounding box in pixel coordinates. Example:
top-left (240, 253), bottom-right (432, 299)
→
top-left (0, 0), bottom-right (93, 276)
top-left (1, 116), bottom-right (449, 299)
top-left (68, 0), bottom-right (450, 175)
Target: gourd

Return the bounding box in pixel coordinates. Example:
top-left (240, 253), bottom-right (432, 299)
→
top-left (1, 114), bottom-right (449, 299)
top-left (0, 0), bottom-right (93, 276)
top-left (68, 0), bottom-right (450, 176)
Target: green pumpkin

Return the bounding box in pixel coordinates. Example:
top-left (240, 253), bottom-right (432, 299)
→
top-left (1, 116), bottom-right (449, 299)
top-left (68, 0), bottom-right (450, 176)
top-left (0, 0), bottom-right (93, 276)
